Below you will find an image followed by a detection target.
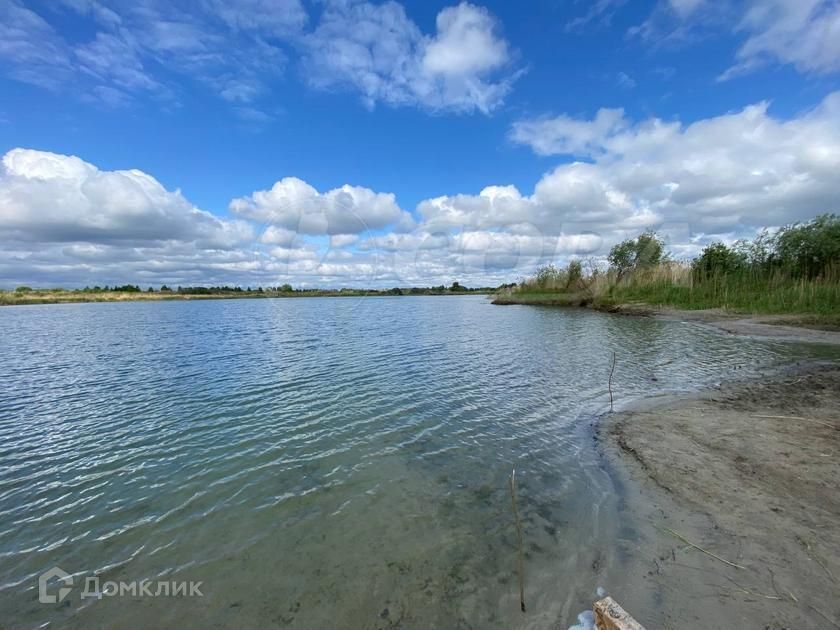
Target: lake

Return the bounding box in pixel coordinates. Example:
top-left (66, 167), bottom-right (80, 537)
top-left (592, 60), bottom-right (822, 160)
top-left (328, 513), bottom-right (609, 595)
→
top-left (0, 296), bottom-right (828, 628)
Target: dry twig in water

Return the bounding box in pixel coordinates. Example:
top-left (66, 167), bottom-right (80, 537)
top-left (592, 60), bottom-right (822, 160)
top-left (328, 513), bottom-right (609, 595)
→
top-left (509, 469), bottom-right (526, 613)
top-left (660, 526), bottom-right (745, 570)
top-left (608, 351), bottom-right (616, 412)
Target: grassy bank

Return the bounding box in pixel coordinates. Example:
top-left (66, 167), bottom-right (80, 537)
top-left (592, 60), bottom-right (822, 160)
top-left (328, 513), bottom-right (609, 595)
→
top-left (609, 268), bottom-right (840, 315)
top-left (495, 268), bottom-right (840, 328)
top-left (494, 214), bottom-right (840, 328)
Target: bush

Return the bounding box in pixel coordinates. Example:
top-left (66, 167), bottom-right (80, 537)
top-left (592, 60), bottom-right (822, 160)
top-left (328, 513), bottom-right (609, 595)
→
top-left (693, 243), bottom-right (747, 277)
top-left (608, 231), bottom-right (667, 278)
top-left (772, 213), bottom-right (840, 278)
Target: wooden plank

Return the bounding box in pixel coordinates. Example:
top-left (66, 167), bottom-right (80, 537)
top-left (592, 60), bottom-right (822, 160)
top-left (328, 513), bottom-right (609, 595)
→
top-left (594, 597), bottom-right (646, 630)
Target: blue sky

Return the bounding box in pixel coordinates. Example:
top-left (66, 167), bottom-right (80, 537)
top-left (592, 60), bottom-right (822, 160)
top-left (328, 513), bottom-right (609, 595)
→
top-left (1, 0), bottom-right (839, 288)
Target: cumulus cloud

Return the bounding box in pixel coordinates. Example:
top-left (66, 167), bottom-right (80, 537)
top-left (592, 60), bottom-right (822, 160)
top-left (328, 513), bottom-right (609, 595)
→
top-left (302, 1), bottom-right (517, 113)
top-left (1, 0), bottom-right (521, 116)
top-left (3, 94), bottom-right (840, 288)
top-left (503, 92), bottom-right (840, 238)
top-left (230, 177), bottom-right (411, 235)
top-left (510, 108), bottom-right (627, 157)
top-left (330, 234), bottom-right (359, 248)
top-left (0, 148), bottom-right (253, 247)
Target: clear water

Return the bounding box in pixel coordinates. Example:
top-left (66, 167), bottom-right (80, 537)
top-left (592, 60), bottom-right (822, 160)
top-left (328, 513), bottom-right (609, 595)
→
top-left (0, 296), bottom-right (832, 628)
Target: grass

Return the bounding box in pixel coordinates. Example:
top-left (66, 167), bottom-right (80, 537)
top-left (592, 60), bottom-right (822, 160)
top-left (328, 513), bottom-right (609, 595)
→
top-left (606, 267), bottom-right (840, 315)
top-left (496, 262), bottom-right (840, 324)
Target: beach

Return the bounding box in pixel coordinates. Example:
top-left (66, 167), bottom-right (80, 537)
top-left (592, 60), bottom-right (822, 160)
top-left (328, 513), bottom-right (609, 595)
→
top-left (597, 361), bottom-right (840, 628)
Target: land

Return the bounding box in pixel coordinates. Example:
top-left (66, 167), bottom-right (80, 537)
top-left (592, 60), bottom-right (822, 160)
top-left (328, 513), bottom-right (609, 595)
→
top-left (0, 287), bottom-right (495, 306)
top-left (596, 362), bottom-right (840, 629)
top-left (496, 216), bottom-right (840, 332)
top-left (493, 293), bottom-right (840, 340)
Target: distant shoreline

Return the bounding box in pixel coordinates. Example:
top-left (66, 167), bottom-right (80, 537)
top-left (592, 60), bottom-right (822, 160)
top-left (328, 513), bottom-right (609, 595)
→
top-left (0, 290), bottom-right (495, 306)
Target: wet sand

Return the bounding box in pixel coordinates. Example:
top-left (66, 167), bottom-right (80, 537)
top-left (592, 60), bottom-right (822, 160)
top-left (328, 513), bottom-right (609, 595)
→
top-left (642, 308), bottom-right (840, 346)
top-left (597, 362), bottom-right (840, 629)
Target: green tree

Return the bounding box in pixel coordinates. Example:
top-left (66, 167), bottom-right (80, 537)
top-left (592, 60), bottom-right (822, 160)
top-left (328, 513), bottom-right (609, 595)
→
top-left (693, 243), bottom-right (747, 277)
top-left (608, 231), bottom-right (667, 278)
top-left (279, 283), bottom-right (293, 292)
top-left (534, 264), bottom-right (563, 289)
top-left (772, 213), bottom-right (840, 278)
top-left (566, 260), bottom-right (583, 289)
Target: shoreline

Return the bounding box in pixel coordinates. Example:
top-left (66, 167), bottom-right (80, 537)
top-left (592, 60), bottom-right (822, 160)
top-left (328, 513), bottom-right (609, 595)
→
top-left (0, 291), bottom-right (493, 307)
top-left (594, 361), bottom-right (840, 629)
top-left (493, 294), bottom-right (840, 345)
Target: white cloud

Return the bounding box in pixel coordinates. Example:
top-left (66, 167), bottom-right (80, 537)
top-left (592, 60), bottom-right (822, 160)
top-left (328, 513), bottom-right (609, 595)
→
top-left (564, 0), bottom-right (628, 32)
top-left (3, 94), bottom-right (840, 288)
top-left (330, 234), bottom-right (359, 248)
top-left (1, 0), bottom-right (522, 116)
top-left (0, 0), bottom-right (74, 89)
top-left (616, 72), bottom-right (636, 88)
top-left (230, 177), bottom-right (412, 236)
top-left (203, 0), bottom-right (308, 37)
top-left (668, 0), bottom-right (705, 18)
top-left (503, 92), bottom-right (840, 237)
top-left (259, 225), bottom-right (298, 246)
top-left (302, 1), bottom-right (517, 113)
top-left (0, 0), bottom-right (306, 110)
top-left (510, 108), bottom-right (627, 157)
top-left (721, 0), bottom-right (840, 79)
top-left (422, 4), bottom-right (508, 76)
top-left (0, 148), bottom-right (254, 252)
top-left (629, 0), bottom-right (840, 79)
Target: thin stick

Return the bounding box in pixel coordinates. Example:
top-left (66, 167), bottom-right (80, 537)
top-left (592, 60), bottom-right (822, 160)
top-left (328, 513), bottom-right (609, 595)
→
top-left (660, 526), bottom-right (745, 570)
top-left (723, 575), bottom-right (783, 600)
top-left (509, 469), bottom-right (526, 612)
top-left (753, 415), bottom-right (835, 429)
top-left (809, 604), bottom-right (840, 629)
top-left (608, 351), bottom-right (616, 412)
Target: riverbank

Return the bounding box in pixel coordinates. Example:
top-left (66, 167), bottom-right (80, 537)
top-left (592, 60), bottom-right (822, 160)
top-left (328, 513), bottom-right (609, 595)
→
top-left (493, 293), bottom-right (840, 344)
top-left (596, 362), bottom-right (840, 629)
top-left (0, 289), bottom-right (493, 306)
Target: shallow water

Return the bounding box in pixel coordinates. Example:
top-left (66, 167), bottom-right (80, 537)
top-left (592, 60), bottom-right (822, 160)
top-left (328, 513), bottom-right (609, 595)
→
top-left (0, 296), bottom-right (833, 628)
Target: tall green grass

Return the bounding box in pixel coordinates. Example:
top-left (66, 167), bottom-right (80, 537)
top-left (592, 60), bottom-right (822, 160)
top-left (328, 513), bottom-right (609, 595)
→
top-left (609, 265), bottom-right (840, 315)
top-left (505, 261), bottom-right (840, 318)
top-left (505, 216), bottom-right (840, 319)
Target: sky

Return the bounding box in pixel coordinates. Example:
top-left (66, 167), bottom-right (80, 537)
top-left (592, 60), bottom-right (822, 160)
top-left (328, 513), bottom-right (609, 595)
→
top-left (1, 0), bottom-right (839, 289)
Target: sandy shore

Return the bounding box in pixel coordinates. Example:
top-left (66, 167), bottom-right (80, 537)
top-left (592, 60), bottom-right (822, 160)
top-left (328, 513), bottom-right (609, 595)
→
top-left (597, 362), bottom-right (840, 629)
top-left (493, 292), bottom-right (840, 345)
top-left (634, 307), bottom-right (840, 346)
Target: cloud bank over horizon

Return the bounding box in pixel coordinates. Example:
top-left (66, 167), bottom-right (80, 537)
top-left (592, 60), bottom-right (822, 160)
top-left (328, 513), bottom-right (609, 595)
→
top-left (2, 90), bottom-right (839, 289)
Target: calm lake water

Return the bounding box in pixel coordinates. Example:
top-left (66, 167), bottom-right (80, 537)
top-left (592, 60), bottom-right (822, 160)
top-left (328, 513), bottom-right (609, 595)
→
top-left (0, 296), bottom-right (832, 628)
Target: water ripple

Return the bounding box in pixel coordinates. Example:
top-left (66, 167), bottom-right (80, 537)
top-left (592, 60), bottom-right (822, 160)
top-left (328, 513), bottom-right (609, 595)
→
top-left (1, 297), bottom-right (836, 627)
